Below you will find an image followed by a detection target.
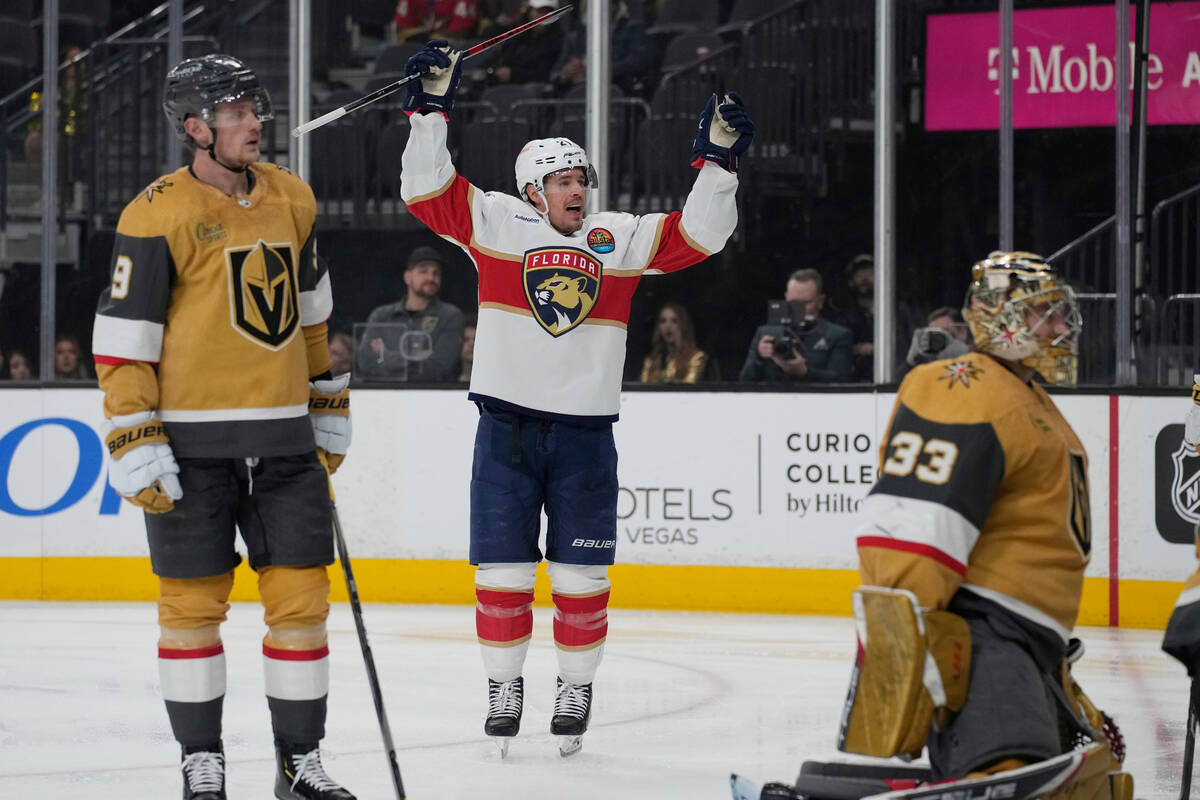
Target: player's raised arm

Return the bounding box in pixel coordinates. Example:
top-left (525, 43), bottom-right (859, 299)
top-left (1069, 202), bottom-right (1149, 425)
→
top-left (635, 92), bottom-right (754, 276)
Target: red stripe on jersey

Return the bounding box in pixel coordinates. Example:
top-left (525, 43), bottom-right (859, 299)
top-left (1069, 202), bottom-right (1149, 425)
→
top-left (644, 211), bottom-right (713, 275)
top-left (95, 355), bottom-right (158, 368)
top-left (475, 252), bottom-right (530, 309)
top-left (552, 591), bottom-right (610, 648)
top-left (158, 643), bottom-right (224, 660)
top-left (856, 536), bottom-right (968, 577)
top-left (592, 272), bottom-right (642, 323)
top-left (476, 587), bottom-right (534, 644)
top-left (262, 644), bottom-right (330, 662)
top-left (406, 172), bottom-right (475, 246)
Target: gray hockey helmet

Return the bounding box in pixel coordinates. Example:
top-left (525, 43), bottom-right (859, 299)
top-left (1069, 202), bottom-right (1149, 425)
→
top-left (162, 54), bottom-right (274, 145)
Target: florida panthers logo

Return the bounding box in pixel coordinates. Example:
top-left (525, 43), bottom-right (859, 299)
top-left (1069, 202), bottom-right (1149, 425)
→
top-left (226, 239), bottom-right (299, 349)
top-left (523, 247), bottom-right (602, 336)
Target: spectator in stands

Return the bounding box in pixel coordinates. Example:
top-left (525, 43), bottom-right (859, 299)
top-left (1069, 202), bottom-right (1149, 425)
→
top-left (640, 302), bottom-right (709, 383)
top-left (488, 1), bottom-right (566, 86)
top-left (739, 268), bottom-right (853, 383)
top-left (0, 344), bottom-right (8, 379)
top-left (329, 330), bottom-right (354, 376)
top-left (904, 305), bottom-right (972, 368)
top-left (828, 253), bottom-right (875, 382)
top-left (54, 333), bottom-right (91, 380)
top-left (24, 45), bottom-right (89, 192)
top-left (459, 315), bottom-right (476, 383)
top-left (551, 1), bottom-right (651, 96)
top-left (359, 245), bottom-right (465, 381)
top-left (394, 0), bottom-right (479, 44)
top-left (8, 349), bottom-right (33, 380)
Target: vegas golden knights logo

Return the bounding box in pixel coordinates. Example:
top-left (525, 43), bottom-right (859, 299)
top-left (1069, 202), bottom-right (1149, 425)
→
top-left (227, 240), bottom-right (299, 348)
top-left (522, 247), bottom-right (602, 337)
top-left (1067, 450), bottom-right (1091, 559)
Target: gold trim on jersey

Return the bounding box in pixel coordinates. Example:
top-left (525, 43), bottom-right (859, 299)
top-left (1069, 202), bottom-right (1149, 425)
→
top-left (408, 172), bottom-right (457, 205)
top-left (480, 301), bottom-right (533, 316)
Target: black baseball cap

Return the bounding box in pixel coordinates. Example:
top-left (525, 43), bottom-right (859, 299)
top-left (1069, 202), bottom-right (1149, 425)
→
top-left (406, 245), bottom-right (446, 270)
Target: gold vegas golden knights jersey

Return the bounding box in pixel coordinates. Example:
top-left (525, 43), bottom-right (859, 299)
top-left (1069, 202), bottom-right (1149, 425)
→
top-left (854, 351), bottom-right (1091, 644)
top-left (92, 164), bottom-right (333, 458)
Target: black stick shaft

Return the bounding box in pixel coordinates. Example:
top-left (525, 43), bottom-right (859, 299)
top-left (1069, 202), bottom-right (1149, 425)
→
top-left (291, 4), bottom-right (573, 137)
top-left (1184, 696), bottom-right (1197, 800)
top-left (332, 504), bottom-right (406, 800)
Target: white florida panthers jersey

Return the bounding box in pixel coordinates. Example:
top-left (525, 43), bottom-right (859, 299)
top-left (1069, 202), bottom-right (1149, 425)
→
top-left (400, 112), bottom-right (739, 421)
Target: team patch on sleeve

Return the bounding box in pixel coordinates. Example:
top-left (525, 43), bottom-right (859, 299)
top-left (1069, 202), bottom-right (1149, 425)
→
top-left (869, 402), bottom-right (1005, 532)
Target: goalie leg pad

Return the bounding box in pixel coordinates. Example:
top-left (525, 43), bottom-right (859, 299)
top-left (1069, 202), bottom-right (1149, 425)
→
top-left (838, 587), bottom-right (970, 759)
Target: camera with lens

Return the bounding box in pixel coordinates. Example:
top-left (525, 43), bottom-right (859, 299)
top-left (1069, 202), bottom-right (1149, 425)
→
top-left (906, 324), bottom-right (971, 366)
top-left (767, 300), bottom-right (815, 359)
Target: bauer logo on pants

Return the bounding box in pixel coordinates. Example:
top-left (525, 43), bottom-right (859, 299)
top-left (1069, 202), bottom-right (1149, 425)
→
top-left (226, 239), bottom-right (300, 349)
top-left (1155, 423), bottom-right (1200, 544)
top-left (523, 247), bottom-right (602, 337)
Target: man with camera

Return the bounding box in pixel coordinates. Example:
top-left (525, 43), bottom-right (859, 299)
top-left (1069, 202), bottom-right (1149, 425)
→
top-left (904, 306), bottom-right (972, 368)
top-left (739, 268), bottom-right (853, 383)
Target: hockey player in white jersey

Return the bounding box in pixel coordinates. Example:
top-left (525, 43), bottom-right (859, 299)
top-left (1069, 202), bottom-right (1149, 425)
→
top-left (398, 40), bottom-right (753, 756)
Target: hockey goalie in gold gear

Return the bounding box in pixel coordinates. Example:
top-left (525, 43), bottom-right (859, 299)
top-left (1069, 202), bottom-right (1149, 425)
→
top-left (837, 588), bottom-right (1133, 800)
top-left (962, 251), bottom-right (1082, 386)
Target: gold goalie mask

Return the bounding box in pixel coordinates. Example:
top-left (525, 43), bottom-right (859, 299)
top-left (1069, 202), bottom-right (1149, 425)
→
top-left (962, 251), bottom-right (1082, 385)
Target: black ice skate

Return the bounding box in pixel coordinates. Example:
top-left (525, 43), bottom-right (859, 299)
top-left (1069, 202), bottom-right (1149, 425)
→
top-left (551, 677), bottom-right (592, 757)
top-left (274, 741), bottom-right (355, 800)
top-left (484, 676), bottom-right (524, 758)
top-left (180, 742), bottom-right (226, 800)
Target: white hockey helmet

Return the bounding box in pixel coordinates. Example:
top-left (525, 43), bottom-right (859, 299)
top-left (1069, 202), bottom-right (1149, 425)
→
top-left (514, 137), bottom-right (598, 204)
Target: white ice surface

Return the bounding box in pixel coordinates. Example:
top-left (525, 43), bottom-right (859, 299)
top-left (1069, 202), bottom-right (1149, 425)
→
top-left (0, 602), bottom-right (1188, 799)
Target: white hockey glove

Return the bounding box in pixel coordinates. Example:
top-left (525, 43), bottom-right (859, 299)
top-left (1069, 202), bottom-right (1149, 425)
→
top-left (1185, 374), bottom-right (1200, 456)
top-left (309, 373), bottom-right (351, 474)
top-left (105, 411), bottom-right (183, 514)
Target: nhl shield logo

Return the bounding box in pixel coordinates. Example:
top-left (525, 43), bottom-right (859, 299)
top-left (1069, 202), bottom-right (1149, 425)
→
top-left (227, 239), bottom-right (299, 349)
top-left (1156, 424), bottom-right (1200, 543)
top-left (1170, 440), bottom-right (1200, 526)
top-left (523, 247), bottom-right (602, 337)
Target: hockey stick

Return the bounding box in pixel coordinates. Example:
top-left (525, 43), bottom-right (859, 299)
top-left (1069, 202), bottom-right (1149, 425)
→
top-left (319, 453), bottom-right (406, 800)
top-left (291, 4), bottom-right (573, 138)
top-left (1183, 679), bottom-right (1197, 800)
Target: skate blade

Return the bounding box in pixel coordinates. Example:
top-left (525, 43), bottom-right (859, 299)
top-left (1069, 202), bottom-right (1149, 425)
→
top-left (493, 737), bottom-right (513, 759)
top-left (730, 773), bottom-right (760, 800)
top-left (558, 735), bottom-right (583, 757)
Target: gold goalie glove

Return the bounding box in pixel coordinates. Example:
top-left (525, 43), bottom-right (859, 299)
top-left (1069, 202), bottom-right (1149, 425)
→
top-left (837, 586), bottom-right (971, 759)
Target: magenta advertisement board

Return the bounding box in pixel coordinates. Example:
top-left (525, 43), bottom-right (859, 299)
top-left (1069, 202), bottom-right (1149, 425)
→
top-left (926, 2), bottom-right (1200, 131)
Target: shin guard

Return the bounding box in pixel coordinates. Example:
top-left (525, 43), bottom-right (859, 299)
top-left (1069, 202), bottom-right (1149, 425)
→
top-left (549, 562), bottom-right (610, 686)
top-left (476, 563), bottom-right (537, 682)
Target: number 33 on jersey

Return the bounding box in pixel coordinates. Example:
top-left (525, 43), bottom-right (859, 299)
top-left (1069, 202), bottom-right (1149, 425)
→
top-left (855, 351), bottom-right (1091, 643)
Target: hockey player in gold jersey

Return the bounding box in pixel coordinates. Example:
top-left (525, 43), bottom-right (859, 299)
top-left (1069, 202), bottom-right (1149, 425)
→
top-left (92, 55), bottom-right (355, 800)
top-left (737, 253), bottom-right (1133, 800)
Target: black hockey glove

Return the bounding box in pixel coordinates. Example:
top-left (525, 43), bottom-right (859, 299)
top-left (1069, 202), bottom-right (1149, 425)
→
top-left (691, 92), bottom-right (755, 172)
top-left (403, 40), bottom-right (463, 116)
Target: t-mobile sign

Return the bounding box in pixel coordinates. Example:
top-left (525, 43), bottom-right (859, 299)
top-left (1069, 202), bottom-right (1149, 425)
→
top-left (926, 2), bottom-right (1200, 130)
